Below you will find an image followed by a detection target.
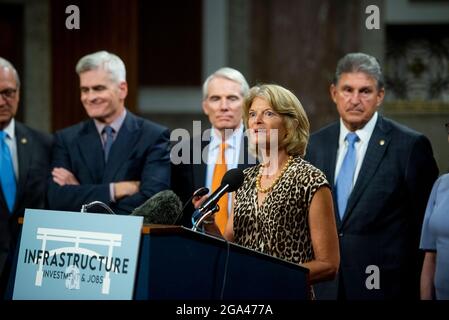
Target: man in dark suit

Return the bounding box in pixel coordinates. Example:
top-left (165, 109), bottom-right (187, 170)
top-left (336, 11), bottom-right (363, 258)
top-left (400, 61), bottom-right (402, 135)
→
top-left (171, 68), bottom-right (256, 231)
top-left (306, 53), bottom-right (438, 299)
top-left (0, 57), bottom-right (53, 293)
top-left (47, 51), bottom-right (170, 215)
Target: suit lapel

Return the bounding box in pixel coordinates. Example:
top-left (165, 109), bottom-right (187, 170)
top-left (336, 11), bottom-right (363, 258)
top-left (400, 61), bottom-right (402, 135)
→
top-left (103, 112), bottom-right (140, 182)
top-left (323, 123), bottom-right (340, 225)
top-left (14, 123), bottom-right (32, 212)
top-left (193, 139), bottom-right (209, 190)
top-left (78, 121), bottom-right (105, 183)
top-left (324, 124), bottom-right (340, 186)
top-left (341, 116), bottom-right (391, 225)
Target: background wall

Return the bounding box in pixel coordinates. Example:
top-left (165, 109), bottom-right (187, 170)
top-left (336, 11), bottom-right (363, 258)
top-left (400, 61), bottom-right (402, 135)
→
top-left (0, 0), bottom-right (448, 172)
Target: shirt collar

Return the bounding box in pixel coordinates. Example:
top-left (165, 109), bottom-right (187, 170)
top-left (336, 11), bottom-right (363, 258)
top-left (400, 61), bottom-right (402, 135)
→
top-left (210, 122), bottom-right (243, 150)
top-left (339, 112), bottom-right (378, 144)
top-left (2, 118), bottom-right (15, 140)
top-left (94, 109), bottom-right (127, 135)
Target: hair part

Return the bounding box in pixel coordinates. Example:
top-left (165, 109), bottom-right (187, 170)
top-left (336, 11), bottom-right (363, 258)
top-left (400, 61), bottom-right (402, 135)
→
top-left (202, 67), bottom-right (249, 100)
top-left (76, 51), bottom-right (126, 83)
top-left (0, 57), bottom-right (21, 88)
top-left (333, 52), bottom-right (384, 90)
top-left (243, 84), bottom-right (310, 157)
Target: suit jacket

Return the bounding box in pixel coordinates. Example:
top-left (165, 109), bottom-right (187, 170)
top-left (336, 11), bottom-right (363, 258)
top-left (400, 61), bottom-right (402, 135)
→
top-left (171, 131), bottom-right (256, 227)
top-left (305, 115), bottom-right (438, 299)
top-left (47, 111), bottom-right (171, 215)
top-left (0, 122), bottom-right (53, 288)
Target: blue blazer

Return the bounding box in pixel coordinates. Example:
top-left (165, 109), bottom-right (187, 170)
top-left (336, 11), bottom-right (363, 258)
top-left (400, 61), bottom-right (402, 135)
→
top-left (47, 111), bottom-right (171, 215)
top-left (305, 116), bottom-right (438, 299)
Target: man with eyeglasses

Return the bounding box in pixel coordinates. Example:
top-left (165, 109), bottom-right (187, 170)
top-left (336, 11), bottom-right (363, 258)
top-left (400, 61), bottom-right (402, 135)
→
top-left (0, 57), bottom-right (53, 295)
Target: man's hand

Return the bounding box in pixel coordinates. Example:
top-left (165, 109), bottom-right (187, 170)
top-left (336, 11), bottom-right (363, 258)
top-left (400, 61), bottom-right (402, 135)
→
top-left (192, 194), bottom-right (208, 209)
top-left (52, 167), bottom-right (80, 186)
top-left (114, 181), bottom-right (141, 200)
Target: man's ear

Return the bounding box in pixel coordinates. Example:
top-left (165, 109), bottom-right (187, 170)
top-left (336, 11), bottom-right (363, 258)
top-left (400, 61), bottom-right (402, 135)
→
top-left (202, 100), bottom-right (209, 115)
top-left (330, 84), bottom-right (337, 104)
top-left (376, 88), bottom-right (385, 107)
top-left (119, 81), bottom-right (128, 100)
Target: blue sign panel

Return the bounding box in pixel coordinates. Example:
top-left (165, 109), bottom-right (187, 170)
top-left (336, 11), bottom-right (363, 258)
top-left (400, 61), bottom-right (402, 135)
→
top-left (13, 209), bottom-right (143, 300)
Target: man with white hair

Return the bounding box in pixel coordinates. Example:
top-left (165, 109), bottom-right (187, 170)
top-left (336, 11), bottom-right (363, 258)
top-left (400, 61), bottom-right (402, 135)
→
top-left (48, 51), bottom-right (170, 214)
top-left (171, 67), bottom-right (256, 232)
top-left (0, 57), bottom-right (52, 293)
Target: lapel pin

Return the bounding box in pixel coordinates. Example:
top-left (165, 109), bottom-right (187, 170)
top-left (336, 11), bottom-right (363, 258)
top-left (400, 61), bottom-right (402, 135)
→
top-left (379, 139), bottom-right (385, 146)
top-left (21, 138), bottom-right (28, 144)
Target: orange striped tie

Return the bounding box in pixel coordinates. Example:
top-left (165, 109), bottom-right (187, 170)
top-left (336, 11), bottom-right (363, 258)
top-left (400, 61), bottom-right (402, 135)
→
top-left (212, 142), bottom-right (228, 234)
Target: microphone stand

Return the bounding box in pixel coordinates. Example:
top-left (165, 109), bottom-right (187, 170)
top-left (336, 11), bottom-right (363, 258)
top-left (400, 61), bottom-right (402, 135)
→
top-left (192, 204), bottom-right (219, 232)
top-left (80, 201), bottom-right (116, 214)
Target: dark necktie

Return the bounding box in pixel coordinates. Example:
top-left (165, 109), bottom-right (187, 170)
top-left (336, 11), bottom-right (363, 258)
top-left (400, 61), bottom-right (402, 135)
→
top-left (335, 132), bottom-right (359, 219)
top-left (0, 131), bottom-right (17, 213)
top-left (103, 126), bottom-right (114, 163)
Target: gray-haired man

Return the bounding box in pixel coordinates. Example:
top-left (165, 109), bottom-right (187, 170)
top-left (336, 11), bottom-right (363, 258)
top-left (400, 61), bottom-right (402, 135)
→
top-left (306, 52), bottom-right (439, 299)
top-left (48, 50), bottom-right (170, 214)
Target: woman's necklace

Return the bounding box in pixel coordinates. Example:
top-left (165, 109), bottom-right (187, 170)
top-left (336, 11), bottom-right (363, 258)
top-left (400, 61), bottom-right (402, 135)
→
top-left (256, 155), bottom-right (293, 193)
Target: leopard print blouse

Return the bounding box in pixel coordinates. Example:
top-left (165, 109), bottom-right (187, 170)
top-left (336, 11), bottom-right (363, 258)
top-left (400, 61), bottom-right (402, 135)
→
top-left (233, 156), bottom-right (329, 265)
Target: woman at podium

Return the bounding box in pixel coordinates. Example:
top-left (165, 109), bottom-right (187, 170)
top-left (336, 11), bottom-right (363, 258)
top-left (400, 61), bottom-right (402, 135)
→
top-left (196, 84), bottom-right (340, 294)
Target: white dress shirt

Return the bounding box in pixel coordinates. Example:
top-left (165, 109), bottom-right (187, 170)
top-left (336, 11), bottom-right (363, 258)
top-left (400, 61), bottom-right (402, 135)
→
top-left (205, 123), bottom-right (244, 213)
top-left (334, 112), bottom-right (378, 188)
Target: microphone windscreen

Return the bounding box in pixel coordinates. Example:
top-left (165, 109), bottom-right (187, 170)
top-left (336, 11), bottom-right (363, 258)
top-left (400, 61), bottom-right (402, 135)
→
top-left (131, 190), bottom-right (182, 224)
top-left (221, 168), bottom-right (244, 192)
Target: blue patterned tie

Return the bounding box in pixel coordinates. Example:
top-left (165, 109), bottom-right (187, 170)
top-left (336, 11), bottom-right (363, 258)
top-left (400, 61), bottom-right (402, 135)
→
top-left (103, 126), bottom-right (114, 163)
top-left (0, 131), bottom-right (16, 213)
top-left (335, 132), bottom-right (359, 219)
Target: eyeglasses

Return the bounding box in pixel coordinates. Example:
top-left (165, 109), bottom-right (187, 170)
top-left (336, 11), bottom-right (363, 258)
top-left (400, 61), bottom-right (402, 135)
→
top-left (0, 88), bottom-right (18, 100)
top-left (445, 122), bottom-right (449, 135)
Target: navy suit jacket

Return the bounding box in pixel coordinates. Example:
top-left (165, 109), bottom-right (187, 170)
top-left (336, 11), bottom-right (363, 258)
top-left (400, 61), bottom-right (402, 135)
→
top-left (171, 132), bottom-right (256, 227)
top-left (47, 111), bottom-right (171, 215)
top-left (305, 116), bottom-right (438, 299)
top-left (0, 122), bottom-right (52, 289)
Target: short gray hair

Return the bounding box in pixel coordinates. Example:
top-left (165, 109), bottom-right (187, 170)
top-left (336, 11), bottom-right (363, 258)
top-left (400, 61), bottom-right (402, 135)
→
top-left (202, 67), bottom-right (249, 100)
top-left (0, 57), bottom-right (21, 88)
top-left (76, 51), bottom-right (126, 83)
top-left (334, 52), bottom-right (384, 90)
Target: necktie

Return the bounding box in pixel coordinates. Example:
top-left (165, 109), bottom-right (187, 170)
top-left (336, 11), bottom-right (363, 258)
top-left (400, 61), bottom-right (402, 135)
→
top-left (212, 142), bottom-right (228, 234)
top-left (0, 131), bottom-right (16, 213)
top-left (103, 126), bottom-right (114, 163)
top-left (335, 132), bottom-right (359, 219)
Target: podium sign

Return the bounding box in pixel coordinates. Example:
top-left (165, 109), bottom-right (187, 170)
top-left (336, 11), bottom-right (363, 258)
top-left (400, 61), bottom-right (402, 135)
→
top-left (13, 209), bottom-right (143, 300)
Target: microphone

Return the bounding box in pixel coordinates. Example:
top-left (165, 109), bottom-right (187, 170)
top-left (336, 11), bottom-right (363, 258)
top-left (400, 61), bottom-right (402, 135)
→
top-left (192, 168), bottom-right (244, 231)
top-left (198, 168), bottom-right (244, 215)
top-left (131, 190), bottom-right (182, 224)
top-left (173, 187), bottom-right (209, 225)
top-left (81, 201), bottom-right (116, 214)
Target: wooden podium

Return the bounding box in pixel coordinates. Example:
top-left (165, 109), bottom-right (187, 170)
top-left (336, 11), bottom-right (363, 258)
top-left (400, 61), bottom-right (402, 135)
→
top-left (134, 225), bottom-right (309, 300)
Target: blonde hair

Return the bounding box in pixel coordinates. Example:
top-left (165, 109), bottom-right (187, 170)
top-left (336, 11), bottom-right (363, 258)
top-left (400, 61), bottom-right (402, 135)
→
top-left (243, 84), bottom-right (310, 157)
